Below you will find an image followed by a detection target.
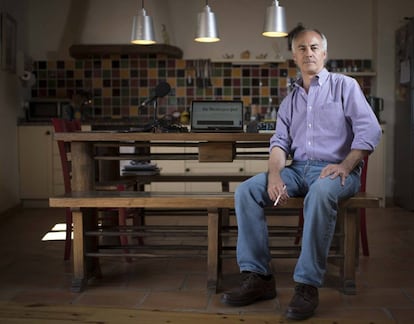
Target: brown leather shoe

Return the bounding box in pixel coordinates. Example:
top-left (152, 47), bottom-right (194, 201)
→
top-left (285, 283), bottom-right (319, 320)
top-left (220, 272), bottom-right (276, 306)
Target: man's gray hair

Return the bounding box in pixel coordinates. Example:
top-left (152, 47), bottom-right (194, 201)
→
top-left (291, 29), bottom-right (328, 53)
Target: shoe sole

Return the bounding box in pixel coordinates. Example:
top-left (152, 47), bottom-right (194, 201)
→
top-left (220, 291), bottom-right (277, 307)
top-left (285, 309), bottom-right (315, 320)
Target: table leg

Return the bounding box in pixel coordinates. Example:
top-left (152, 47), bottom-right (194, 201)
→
top-left (71, 142), bottom-right (94, 191)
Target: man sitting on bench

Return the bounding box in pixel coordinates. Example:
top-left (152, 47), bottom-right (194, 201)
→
top-left (220, 28), bottom-right (382, 321)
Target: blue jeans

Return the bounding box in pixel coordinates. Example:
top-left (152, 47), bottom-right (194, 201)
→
top-left (235, 160), bottom-right (362, 287)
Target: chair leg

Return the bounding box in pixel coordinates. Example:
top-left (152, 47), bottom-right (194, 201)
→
top-left (118, 207), bottom-right (133, 263)
top-left (360, 208), bottom-right (369, 256)
top-left (294, 209), bottom-right (304, 245)
top-left (64, 207), bottom-right (72, 261)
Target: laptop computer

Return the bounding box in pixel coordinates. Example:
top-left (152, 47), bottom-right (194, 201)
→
top-left (190, 100), bottom-right (244, 132)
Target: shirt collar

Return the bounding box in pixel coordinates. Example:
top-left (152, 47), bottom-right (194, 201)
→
top-left (294, 67), bottom-right (329, 88)
top-left (316, 68), bottom-right (329, 85)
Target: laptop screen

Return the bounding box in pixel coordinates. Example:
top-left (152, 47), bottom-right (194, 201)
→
top-left (190, 100), bottom-right (244, 132)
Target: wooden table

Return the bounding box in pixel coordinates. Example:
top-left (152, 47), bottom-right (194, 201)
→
top-left (52, 131), bottom-right (272, 290)
top-left (53, 131), bottom-right (272, 191)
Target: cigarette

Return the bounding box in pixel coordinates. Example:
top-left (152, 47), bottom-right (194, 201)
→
top-left (274, 185), bottom-right (286, 206)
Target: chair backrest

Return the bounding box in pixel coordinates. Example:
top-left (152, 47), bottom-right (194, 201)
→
top-left (360, 155), bottom-right (369, 193)
top-left (51, 118), bottom-right (81, 193)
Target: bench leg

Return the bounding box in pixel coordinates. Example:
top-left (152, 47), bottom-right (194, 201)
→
top-left (342, 208), bottom-right (358, 295)
top-left (71, 209), bottom-right (87, 292)
top-left (71, 208), bottom-right (102, 292)
top-left (207, 208), bottom-right (221, 293)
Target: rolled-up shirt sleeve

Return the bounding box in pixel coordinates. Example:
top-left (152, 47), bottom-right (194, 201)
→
top-left (343, 78), bottom-right (382, 152)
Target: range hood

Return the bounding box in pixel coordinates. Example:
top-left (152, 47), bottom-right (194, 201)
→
top-left (69, 44), bottom-right (183, 59)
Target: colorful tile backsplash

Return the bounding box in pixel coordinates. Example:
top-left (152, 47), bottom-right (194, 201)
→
top-left (31, 56), bottom-right (373, 120)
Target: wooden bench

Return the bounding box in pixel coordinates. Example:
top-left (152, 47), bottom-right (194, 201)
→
top-left (49, 191), bottom-right (380, 294)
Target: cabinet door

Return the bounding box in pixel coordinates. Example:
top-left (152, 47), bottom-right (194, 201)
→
top-left (241, 147), bottom-right (268, 174)
top-left (146, 146), bottom-right (186, 192)
top-left (18, 126), bottom-right (53, 199)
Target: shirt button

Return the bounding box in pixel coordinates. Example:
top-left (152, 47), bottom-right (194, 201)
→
top-left (308, 141), bottom-right (312, 146)
top-left (308, 106), bottom-right (312, 110)
top-left (308, 123), bottom-right (312, 128)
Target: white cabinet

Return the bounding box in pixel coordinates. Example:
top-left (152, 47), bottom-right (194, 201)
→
top-left (147, 146), bottom-right (186, 192)
top-left (18, 125), bottom-right (64, 203)
top-left (145, 145), bottom-right (246, 192)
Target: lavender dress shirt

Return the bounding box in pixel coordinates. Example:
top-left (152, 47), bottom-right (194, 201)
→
top-left (270, 68), bottom-right (382, 163)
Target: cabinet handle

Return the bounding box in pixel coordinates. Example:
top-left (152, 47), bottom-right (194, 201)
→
top-left (185, 168), bottom-right (190, 172)
top-left (239, 168), bottom-right (244, 172)
top-left (45, 130), bottom-right (51, 135)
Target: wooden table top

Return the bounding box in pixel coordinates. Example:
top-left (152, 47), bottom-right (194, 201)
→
top-left (53, 131), bottom-right (273, 142)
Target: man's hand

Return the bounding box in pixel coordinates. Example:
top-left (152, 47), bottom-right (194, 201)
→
top-left (268, 174), bottom-right (288, 205)
top-left (319, 163), bottom-right (351, 186)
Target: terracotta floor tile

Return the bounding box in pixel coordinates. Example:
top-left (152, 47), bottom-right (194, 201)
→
top-left (0, 206), bottom-right (414, 322)
top-left (389, 308), bottom-right (414, 323)
top-left (208, 292), bottom-right (280, 314)
top-left (10, 289), bottom-right (77, 305)
top-left (141, 291), bottom-right (209, 311)
top-left (74, 289), bottom-right (147, 308)
top-left (344, 288), bottom-right (414, 308)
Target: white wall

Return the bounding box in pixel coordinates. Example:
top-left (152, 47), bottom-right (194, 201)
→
top-left (28, 0), bottom-right (373, 61)
top-left (0, 0), bottom-right (28, 213)
top-left (169, 0), bottom-right (373, 60)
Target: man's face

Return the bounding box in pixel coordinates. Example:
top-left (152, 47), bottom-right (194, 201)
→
top-left (292, 31), bottom-right (327, 76)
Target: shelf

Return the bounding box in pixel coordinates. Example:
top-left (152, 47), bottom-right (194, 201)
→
top-left (211, 58), bottom-right (286, 65)
top-left (339, 71), bottom-right (376, 77)
top-left (69, 44), bottom-right (183, 59)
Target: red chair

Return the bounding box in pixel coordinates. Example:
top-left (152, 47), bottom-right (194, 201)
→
top-left (294, 156), bottom-right (370, 256)
top-left (52, 118), bottom-right (133, 260)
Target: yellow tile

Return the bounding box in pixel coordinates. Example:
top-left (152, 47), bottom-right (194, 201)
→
top-left (260, 87), bottom-right (270, 97)
top-left (231, 67), bottom-right (241, 78)
top-left (166, 78), bottom-right (176, 87)
top-left (212, 78), bottom-right (222, 87)
top-left (288, 68), bottom-right (297, 77)
top-left (139, 88), bottom-right (149, 97)
top-left (176, 60), bottom-right (186, 69)
top-left (93, 79), bottom-right (102, 88)
top-left (148, 69), bottom-right (157, 78)
top-left (120, 69), bottom-right (129, 78)
top-left (130, 106), bottom-right (139, 116)
top-left (102, 59), bottom-right (112, 69)
top-left (176, 87), bottom-right (186, 97)
top-left (242, 97), bottom-right (251, 106)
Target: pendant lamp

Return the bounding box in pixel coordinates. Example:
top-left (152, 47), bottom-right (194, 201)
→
top-left (195, 0), bottom-right (220, 43)
top-left (262, 0), bottom-right (288, 37)
top-left (131, 0), bottom-right (156, 45)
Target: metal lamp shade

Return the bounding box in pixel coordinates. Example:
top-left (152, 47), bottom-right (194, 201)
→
top-left (131, 8), bottom-right (156, 45)
top-left (195, 5), bottom-right (220, 43)
top-left (262, 1), bottom-right (288, 37)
